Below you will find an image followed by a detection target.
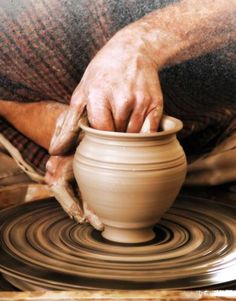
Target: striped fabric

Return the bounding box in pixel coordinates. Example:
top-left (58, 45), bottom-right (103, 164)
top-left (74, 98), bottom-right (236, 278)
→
top-left (0, 118), bottom-right (49, 174)
top-left (0, 0), bottom-right (235, 173)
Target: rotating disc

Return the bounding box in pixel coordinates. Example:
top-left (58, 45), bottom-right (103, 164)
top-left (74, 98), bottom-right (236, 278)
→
top-left (0, 195), bottom-right (236, 290)
top-left (0, 274), bottom-right (18, 291)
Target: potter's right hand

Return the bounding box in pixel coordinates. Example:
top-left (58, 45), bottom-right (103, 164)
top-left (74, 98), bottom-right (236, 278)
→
top-left (45, 155), bottom-right (104, 231)
top-left (48, 0), bottom-right (235, 157)
top-left (49, 27), bottom-right (163, 156)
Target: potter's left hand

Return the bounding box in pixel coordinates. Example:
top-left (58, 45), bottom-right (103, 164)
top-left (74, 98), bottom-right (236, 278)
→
top-left (45, 155), bottom-right (104, 230)
top-left (49, 27), bottom-right (163, 155)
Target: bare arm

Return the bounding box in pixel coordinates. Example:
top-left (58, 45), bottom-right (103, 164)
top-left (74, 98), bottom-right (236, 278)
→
top-left (50, 0), bottom-right (236, 155)
top-left (0, 100), bottom-right (67, 150)
top-left (0, 100), bottom-right (102, 228)
top-left (122, 0), bottom-right (235, 67)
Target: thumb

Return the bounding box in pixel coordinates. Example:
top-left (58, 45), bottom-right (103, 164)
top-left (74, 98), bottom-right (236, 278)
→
top-left (49, 97), bottom-right (86, 155)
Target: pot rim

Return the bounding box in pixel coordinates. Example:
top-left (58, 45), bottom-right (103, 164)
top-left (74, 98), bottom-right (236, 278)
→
top-left (79, 115), bottom-right (183, 138)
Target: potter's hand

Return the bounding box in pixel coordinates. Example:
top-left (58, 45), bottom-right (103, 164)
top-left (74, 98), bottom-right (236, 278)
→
top-left (49, 0), bottom-right (235, 156)
top-left (49, 28), bottom-right (163, 155)
top-left (45, 155), bottom-right (104, 230)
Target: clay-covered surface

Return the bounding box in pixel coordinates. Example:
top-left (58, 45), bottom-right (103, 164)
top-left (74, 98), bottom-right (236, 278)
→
top-left (0, 191), bottom-right (236, 291)
top-left (74, 116), bottom-right (186, 243)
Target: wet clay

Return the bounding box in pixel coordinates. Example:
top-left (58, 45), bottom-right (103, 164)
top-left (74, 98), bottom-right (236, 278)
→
top-left (73, 116), bottom-right (187, 243)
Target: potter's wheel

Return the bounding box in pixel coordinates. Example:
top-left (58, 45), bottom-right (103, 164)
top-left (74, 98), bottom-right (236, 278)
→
top-left (0, 195), bottom-right (236, 290)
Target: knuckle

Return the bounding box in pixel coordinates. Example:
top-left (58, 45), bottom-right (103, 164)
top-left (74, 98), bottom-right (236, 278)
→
top-left (115, 95), bottom-right (134, 110)
top-left (135, 93), bottom-right (152, 110)
top-left (71, 91), bottom-right (86, 108)
top-left (157, 98), bottom-right (164, 107)
top-left (88, 86), bottom-right (107, 99)
top-left (149, 98), bottom-right (164, 111)
top-left (87, 89), bottom-right (98, 100)
top-left (87, 91), bottom-right (108, 108)
top-left (152, 95), bottom-right (164, 106)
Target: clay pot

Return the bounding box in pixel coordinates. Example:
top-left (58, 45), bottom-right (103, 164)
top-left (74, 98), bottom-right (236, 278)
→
top-left (73, 116), bottom-right (187, 243)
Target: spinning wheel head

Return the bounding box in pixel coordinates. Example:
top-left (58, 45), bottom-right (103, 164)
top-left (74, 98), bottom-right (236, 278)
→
top-left (0, 195), bottom-right (236, 290)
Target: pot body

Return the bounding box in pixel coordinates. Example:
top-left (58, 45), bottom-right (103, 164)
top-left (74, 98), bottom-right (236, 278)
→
top-left (74, 116), bottom-right (187, 243)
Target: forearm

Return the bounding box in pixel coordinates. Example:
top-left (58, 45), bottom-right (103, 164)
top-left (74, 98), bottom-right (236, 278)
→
top-left (113, 0), bottom-right (236, 68)
top-left (0, 100), bottom-right (67, 150)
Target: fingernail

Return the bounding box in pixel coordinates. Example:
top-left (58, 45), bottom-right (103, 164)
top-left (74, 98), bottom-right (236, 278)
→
top-left (140, 118), bottom-right (151, 133)
top-left (45, 159), bottom-right (52, 171)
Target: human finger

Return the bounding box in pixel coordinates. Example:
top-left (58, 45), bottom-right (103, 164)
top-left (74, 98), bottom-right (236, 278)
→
top-left (49, 96), bottom-right (86, 155)
top-left (126, 93), bottom-right (150, 133)
top-left (45, 155), bottom-right (84, 223)
top-left (45, 156), bottom-right (85, 224)
top-left (51, 178), bottom-right (104, 230)
top-left (83, 202), bottom-right (104, 231)
top-left (50, 179), bottom-right (85, 223)
top-left (140, 105), bottom-right (163, 133)
top-left (126, 108), bottom-right (146, 133)
top-left (87, 95), bottom-right (115, 131)
top-left (45, 155), bottom-right (74, 181)
top-left (112, 96), bottom-right (134, 132)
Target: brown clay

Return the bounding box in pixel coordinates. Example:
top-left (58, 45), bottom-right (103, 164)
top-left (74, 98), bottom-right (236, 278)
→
top-left (73, 116), bottom-right (187, 243)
